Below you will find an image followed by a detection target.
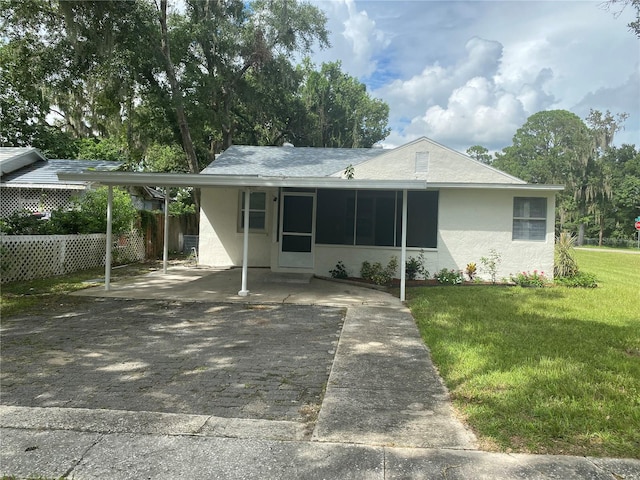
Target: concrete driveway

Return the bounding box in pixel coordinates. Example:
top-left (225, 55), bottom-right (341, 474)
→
top-left (1, 268), bottom-right (473, 447)
top-left (1, 299), bottom-right (342, 431)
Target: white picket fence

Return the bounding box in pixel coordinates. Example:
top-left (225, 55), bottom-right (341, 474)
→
top-left (0, 232), bottom-right (145, 284)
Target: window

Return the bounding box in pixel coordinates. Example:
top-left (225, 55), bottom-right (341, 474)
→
top-left (315, 189), bottom-right (438, 248)
top-left (316, 190), bottom-right (355, 245)
top-left (356, 191), bottom-right (397, 246)
top-left (239, 191), bottom-right (267, 232)
top-left (513, 197), bottom-right (546, 241)
top-left (406, 191), bottom-right (438, 248)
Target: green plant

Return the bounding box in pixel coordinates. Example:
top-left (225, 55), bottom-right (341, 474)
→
top-left (480, 249), bottom-right (501, 284)
top-left (555, 232), bottom-right (579, 278)
top-left (329, 261), bottom-right (349, 279)
top-left (510, 270), bottom-right (549, 287)
top-left (0, 187), bottom-right (138, 236)
top-left (465, 262), bottom-right (477, 281)
top-left (360, 256), bottom-right (398, 286)
top-left (434, 268), bottom-right (463, 285)
top-left (0, 210), bottom-right (48, 235)
top-left (555, 271), bottom-right (598, 288)
top-left (360, 261), bottom-right (372, 280)
top-left (73, 187), bottom-right (138, 235)
top-left (344, 164), bottom-right (355, 179)
top-left (405, 250), bottom-right (428, 280)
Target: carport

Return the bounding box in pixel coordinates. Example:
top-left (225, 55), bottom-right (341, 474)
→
top-left (58, 170), bottom-right (427, 301)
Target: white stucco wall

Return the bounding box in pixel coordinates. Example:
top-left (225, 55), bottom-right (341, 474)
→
top-left (315, 188), bottom-right (556, 281)
top-left (199, 185), bottom-right (557, 281)
top-left (437, 189), bottom-right (556, 280)
top-left (198, 187), bottom-right (274, 267)
top-left (350, 138), bottom-right (524, 184)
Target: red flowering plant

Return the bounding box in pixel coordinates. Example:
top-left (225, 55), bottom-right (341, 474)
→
top-left (510, 270), bottom-right (549, 287)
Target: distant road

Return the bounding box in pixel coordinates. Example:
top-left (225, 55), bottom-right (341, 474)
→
top-left (576, 247), bottom-right (640, 255)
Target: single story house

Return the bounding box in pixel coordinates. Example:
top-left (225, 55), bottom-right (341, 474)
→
top-left (0, 147), bottom-right (120, 217)
top-left (198, 137), bottom-right (563, 284)
top-left (58, 136), bottom-right (562, 300)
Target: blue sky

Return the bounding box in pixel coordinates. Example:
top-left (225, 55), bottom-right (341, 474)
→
top-left (307, 0), bottom-right (640, 153)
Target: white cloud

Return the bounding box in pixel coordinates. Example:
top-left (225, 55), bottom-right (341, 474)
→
top-left (309, 0), bottom-right (389, 78)
top-left (395, 76), bottom-right (527, 151)
top-left (375, 36), bottom-right (551, 150)
top-left (309, 1), bottom-right (640, 152)
top-left (341, 0), bottom-right (389, 77)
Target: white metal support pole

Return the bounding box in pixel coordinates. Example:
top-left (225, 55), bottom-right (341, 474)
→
top-left (238, 188), bottom-right (251, 296)
top-left (163, 187), bottom-right (169, 274)
top-left (105, 186), bottom-right (113, 291)
top-left (400, 189), bottom-right (408, 302)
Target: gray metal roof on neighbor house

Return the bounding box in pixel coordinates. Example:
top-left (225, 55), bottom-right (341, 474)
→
top-left (1, 159), bottom-right (121, 188)
top-left (201, 145), bottom-right (384, 177)
top-left (0, 147), bottom-right (46, 176)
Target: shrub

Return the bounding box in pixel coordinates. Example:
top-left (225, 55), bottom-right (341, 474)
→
top-left (555, 232), bottom-right (579, 278)
top-left (479, 249), bottom-right (501, 284)
top-left (555, 271), bottom-right (598, 288)
top-left (361, 256), bottom-right (398, 286)
top-left (0, 187), bottom-right (137, 235)
top-left (0, 210), bottom-right (49, 235)
top-left (511, 270), bottom-right (549, 287)
top-left (73, 187), bottom-right (137, 235)
top-left (434, 268), bottom-right (463, 285)
top-left (406, 250), bottom-right (428, 280)
top-left (329, 261), bottom-right (349, 279)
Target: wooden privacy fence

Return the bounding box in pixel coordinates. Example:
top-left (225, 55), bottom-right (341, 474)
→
top-left (141, 212), bottom-right (199, 259)
top-left (0, 232), bottom-right (145, 284)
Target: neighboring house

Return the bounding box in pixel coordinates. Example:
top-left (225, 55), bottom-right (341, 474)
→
top-left (0, 147), bottom-right (121, 217)
top-left (129, 186), bottom-right (166, 212)
top-left (198, 137), bottom-right (563, 282)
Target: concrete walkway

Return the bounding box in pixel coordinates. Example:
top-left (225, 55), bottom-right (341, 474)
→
top-left (2, 267), bottom-right (639, 479)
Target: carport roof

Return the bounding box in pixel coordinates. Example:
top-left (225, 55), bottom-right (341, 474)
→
top-left (57, 170), bottom-right (429, 190)
top-left (57, 170), bottom-right (565, 192)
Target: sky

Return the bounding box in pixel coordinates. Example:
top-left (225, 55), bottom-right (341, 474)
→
top-left (306, 0), bottom-right (640, 153)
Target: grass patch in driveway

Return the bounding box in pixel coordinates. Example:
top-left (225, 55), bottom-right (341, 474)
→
top-left (408, 249), bottom-right (640, 458)
top-left (0, 261), bottom-right (165, 317)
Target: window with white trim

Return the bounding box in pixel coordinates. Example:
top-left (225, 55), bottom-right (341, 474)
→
top-left (513, 197), bottom-right (546, 241)
top-left (239, 191), bottom-right (267, 232)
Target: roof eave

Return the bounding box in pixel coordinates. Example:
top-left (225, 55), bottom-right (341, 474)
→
top-left (57, 171), bottom-right (429, 190)
top-left (58, 171), bottom-right (564, 191)
top-left (1, 182), bottom-right (87, 190)
top-left (429, 182), bottom-right (564, 191)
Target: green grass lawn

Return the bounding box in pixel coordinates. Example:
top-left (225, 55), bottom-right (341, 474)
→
top-left (408, 249), bottom-right (640, 458)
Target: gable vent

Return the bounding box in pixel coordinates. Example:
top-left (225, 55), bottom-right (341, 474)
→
top-left (415, 151), bottom-right (429, 173)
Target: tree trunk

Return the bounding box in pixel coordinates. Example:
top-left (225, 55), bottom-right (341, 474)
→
top-left (158, 0), bottom-right (199, 175)
top-left (577, 223), bottom-right (585, 246)
top-left (598, 214), bottom-right (605, 247)
top-left (158, 0), bottom-right (200, 211)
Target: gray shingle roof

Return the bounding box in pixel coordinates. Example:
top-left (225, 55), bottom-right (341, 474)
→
top-left (1, 159), bottom-right (121, 186)
top-left (0, 147), bottom-right (45, 176)
top-left (202, 145), bottom-right (383, 177)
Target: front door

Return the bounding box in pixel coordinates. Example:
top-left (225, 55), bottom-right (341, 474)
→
top-left (279, 192), bottom-right (315, 268)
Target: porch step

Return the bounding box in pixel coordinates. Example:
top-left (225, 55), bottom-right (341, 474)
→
top-left (262, 272), bottom-right (313, 284)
